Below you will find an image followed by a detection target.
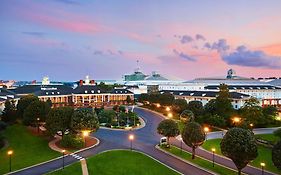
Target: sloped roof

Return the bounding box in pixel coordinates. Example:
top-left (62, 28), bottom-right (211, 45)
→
top-left (204, 85), bottom-right (281, 90)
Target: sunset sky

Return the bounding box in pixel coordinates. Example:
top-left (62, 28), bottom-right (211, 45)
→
top-left (1, 0), bottom-right (281, 81)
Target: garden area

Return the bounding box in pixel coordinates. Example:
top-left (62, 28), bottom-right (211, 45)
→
top-left (201, 134), bottom-right (281, 174)
top-left (97, 105), bottom-right (140, 129)
top-left (48, 150), bottom-right (179, 175)
top-left (0, 124), bottom-right (60, 174)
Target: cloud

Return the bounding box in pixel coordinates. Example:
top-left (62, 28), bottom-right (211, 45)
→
top-left (204, 39), bottom-right (230, 53)
top-left (222, 45), bottom-right (281, 69)
top-left (195, 34), bottom-right (206, 41)
top-left (118, 50), bottom-right (123, 55)
top-left (180, 35), bottom-right (193, 44)
top-left (22, 31), bottom-right (46, 37)
top-left (93, 50), bottom-right (103, 55)
top-left (173, 49), bottom-right (196, 62)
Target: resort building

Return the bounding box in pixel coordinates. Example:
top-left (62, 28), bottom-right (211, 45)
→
top-left (0, 88), bottom-right (19, 114)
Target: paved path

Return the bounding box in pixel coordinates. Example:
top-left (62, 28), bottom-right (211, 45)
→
top-left (9, 107), bottom-right (279, 175)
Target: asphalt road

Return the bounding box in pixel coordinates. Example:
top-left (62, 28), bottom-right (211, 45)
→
top-left (10, 107), bottom-right (279, 175)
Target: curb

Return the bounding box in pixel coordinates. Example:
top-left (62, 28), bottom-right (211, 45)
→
top-left (155, 145), bottom-right (217, 175)
top-left (5, 138), bottom-right (100, 175)
top-left (137, 106), bottom-right (167, 119)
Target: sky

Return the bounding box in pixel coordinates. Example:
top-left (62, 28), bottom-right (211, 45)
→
top-left (1, 0), bottom-right (281, 81)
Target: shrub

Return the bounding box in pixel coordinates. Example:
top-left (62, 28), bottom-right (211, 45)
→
top-left (274, 128), bottom-right (281, 139)
top-left (60, 134), bottom-right (84, 149)
top-left (0, 134), bottom-right (5, 149)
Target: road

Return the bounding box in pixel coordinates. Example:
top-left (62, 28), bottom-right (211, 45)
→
top-left (10, 107), bottom-right (279, 175)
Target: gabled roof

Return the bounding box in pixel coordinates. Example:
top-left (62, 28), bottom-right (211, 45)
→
top-left (0, 88), bottom-right (17, 97)
top-left (72, 85), bottom-right (107, 94)
top-left (160, 90), bottom-right (250, 99)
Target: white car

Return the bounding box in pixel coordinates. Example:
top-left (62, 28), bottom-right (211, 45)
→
top-left (160, 137), bottom-right (167, 146)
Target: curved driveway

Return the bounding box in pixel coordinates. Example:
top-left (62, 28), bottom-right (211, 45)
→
top-left (10, 107), bottom-right (279, 175)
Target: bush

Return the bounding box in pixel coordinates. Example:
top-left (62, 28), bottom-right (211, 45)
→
top-left (274, 128), bottom-right (281, 139)
top-left (0, 121), bottom-right (8, 131)
top-left (60, 134), bottom-right (84, 149)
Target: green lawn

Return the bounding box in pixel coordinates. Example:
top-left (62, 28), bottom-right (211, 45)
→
top-left (48, 150), bottom-right (179, 175)
top-left (0, 124), bottom-right (60, 174)
top-left (160, 145), bottom-right (238, 175)
top-left (255, 134), bottom-right (280, 144)
top-left (202, 137), bottom-right (281, 174)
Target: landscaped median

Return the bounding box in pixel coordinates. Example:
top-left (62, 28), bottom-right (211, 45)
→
top-left (201, 135), bottom-right (281, 175)
top-left (47, 150), bottom-right (181, 175)
top-left (156, 145), bottom-right (241, 175)
top-left (0, 124), bottom-right (60, 174)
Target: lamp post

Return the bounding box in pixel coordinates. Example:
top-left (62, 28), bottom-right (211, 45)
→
top-left (232, 117), bottom-right (241, 126)
top-left (260, 162), bottom-right (265, 175)
top-left (37, 117), bottom-right (40, 133)
top-left (62, 150), bottom-right (66, 169)
top-left (179, 137), bottom-right (183, 154)
top-left (211, 148), bottom-right (216, 167)
top-left (249, 123), bottom-right (254, 130)
top-left (156, 104), bottom-right (161, 108)
top-left (204, 127), bottom-right (209, 140)
top-left (82, 130), bottom-right (89, 147)
top-left (168, 113), bottom-right (173, 118)
top-left (129, 134), bottom-right (134, 150)
top-left (7, 150), bottom-right (13, 172)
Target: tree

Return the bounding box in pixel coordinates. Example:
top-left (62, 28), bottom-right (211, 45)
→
top-left (273, 128), bottom-right (281, 139)
top-left (23, 100), bottom-right (51, 126)
top-left (215, 84), bottom-right (234, 120)
top-left (272, 141), bottom-right (281, 170)
top-left (98, 109), bottom-right (116, 124)
top-left (17, 95), bottom-right (39, 118)
top-left (119, 105), bottom-right (126, 113)
top-left (157, 119), bottom-right (180, 147)
top-left (182, 122), bottom-right (205, 159)
top-left (241, 97), bottom-right (264, 127)
top-left (72, 108), bottom-right (99, 132)
top-left (187, 101), bottom-right (204, 117)
top-left (206, 114), bottom-right (226, 127)
top-left (220, 128), bottom-right (258, 175)
top-left (126, 95), bottom-right (132, 104)
top-left (262, 105), bottom-right (278, 124)
top-left (172, 99), bottom-right (188, 113)
top-left (45, 107), bottom-right (74, 138)
top-left (2, 99), bottom-right (17, 123)
top-left (180, 110), bottom-right (194, 122)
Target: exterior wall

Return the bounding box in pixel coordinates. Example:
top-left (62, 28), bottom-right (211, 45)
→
top-left (158, 83), bottom-right (205, 91)
top-left (39, 95), bottom-right (72, 107)
top-left (72, 94), bottom-right (134, 108)
top-left (174, 95), bottom-right (247, 109)
top-left (0, 101), bottom-right (4, 114)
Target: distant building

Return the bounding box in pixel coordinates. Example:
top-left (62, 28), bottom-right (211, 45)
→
top-left (161, 90), bottom-right (250, 109)
top-left (0, 88), bottom-right (19, 114)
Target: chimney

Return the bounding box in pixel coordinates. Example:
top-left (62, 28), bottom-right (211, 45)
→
top-left (90, 80), bottom-right (95, 84)
top-left (79, 80), bottom-right (83, 86)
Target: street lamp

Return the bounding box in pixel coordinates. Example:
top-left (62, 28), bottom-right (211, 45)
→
top-left (129, 134), bottom-right (134, 150)
top-left (37, 117), bottom-right (40, 133)
top-left (156, 103), bottom-right (161, 108)
top-left (166, 107), bottom-right (171, 111)
top-left (82, 130), bottom-right (90, 147)
top-left (179, 137), bottom-right (183, 154)
top-left (249, 123), bottom-right (254, 130)
top-left (168, 113), bottom-right (173, 118)
top-left (62, 150), bottom-right (66, 169)
top-left (211, 148), bottom-right (216, 167)
top-left (232, 117), bottom-right (241, 126)
top-left (7, 150), bottom-right (13, 172)
top-left (276, 116), bottom-right (281, 121)
top-left (204, 127), bottom-right (209, 140)
top-left (260, 162), bottom-right (265, 175)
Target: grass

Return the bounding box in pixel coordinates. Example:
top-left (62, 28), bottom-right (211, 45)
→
top-left (48, 150), bottom-right (179, 175)
top-left (202, 137), bottom-right (281, 174)
top-left (255, 134), bottom-right (280, 144)
top-left (160, 145), bottom-right (238, 175)
top-left (0, 124), bottom-right (60, 174)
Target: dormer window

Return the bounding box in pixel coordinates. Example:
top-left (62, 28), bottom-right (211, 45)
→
top-left (202, 93), bottom-right (206, 96)
top-left (179, 92), bottom-right (183, 95)
top-left (46, 92), bottom-right (48, 95)
top-left (57, 92), bottom-right (60, 94)
top-left (190, 93), bottom-right (194, 96)
top-left (98, 90), bottom-right (100, 93)
top-left (52, 92), bottom-right (54, 94)
top-left (91, 90), bottom-right (94, 93)
top-left (85, 90), bottom-right (88, 93)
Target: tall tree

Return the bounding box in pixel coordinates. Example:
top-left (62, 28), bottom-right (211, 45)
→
top-left (157, 119), bottom-right (180, 147)
top-left (186, 101), bottom-right (204, 117)
top-left (182, 122), bottom-right (205, 159)
top-left (98, 109), bottom-right (116, 124)
top-left (272, 141), bottom-right (281, 170)
top-left (215, 84), bottom-right (234, 120)
top-left (71, 108), bottom-right (99, 132)
top-left (45, 107), bottom-right (74, 138)
top-left (172, 99), bottom-right (188, 114)
top-left (241, 97), bottom-right (264, 126)
top-left (2, 99), bottom-right (17, 123)
top-left (221, 128), bottom-right (258, 175)
top-left (23, 100), bottom-right (51, 126)
top-left (17, 95), bottom-right (39, 118)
